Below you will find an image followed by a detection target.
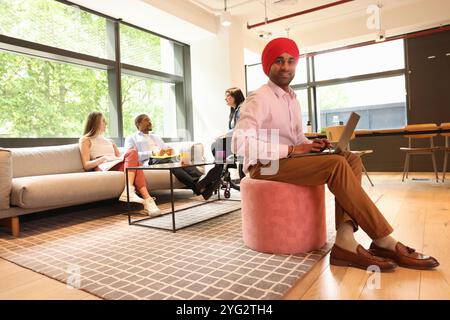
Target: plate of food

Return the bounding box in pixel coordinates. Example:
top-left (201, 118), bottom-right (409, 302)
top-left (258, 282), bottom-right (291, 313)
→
top-left (150, 154), bottom-right (179, 159)
top-left (148, 153), bottom-right (180, 165)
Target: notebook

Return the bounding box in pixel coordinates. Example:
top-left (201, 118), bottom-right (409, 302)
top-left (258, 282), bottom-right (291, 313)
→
top-left (292, 112), bottom-right (360, 157)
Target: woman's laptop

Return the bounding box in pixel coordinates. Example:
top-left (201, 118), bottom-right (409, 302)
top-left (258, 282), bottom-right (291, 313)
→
top-left (292, 112), bottom-right (360, 157)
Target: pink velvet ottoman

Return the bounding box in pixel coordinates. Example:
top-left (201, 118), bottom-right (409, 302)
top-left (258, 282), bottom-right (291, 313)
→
top-left (240, 177), bottom-right (326, 254)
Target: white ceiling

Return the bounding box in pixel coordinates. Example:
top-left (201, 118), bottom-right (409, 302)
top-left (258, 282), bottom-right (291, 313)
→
top-left (68, 0), bottom-right (450, 51)
top-left (69, 0), bottom-right (215, 44)
top-left (189, 0), bottom-right (450, 53)
top-left (190, 0), bottom-right (418, 30)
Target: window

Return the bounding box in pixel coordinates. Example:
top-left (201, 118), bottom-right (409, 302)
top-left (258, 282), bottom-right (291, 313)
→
top-left (291, 57), bottom-right (308, 85)
top-left (294, 88), bottom-right (309, 130)
top-left (121, 74), bottom-right (177, 138)
top-left (0, 0), bottom-right (190, 144)
top-left (0, 0), bottom-right (110, 59)
top-left (246, 57), bottom-right (307, 92)
top-left (120, 24), bottom-right (183, 139)
top-left (314, 40), bottom-right (405, 81)
top-left (244, 40), bottom-right (406, 132)
top-left (316, 76), bottom-right (407, 130)
top-left (120, 24), bottom-right (183, 76)
top-left (245, 64), bottom-right (266, 92)
top-left (0, 51), bottom-right (110, 138)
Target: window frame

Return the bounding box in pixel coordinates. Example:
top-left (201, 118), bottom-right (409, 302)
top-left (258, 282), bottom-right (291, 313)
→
top-left (245, 40), bottom-right (407, 132)
top-left (0, 0), bottom-right (193, 147)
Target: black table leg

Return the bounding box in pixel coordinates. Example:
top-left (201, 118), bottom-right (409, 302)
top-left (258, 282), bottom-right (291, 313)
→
top-left (170, 170), bottom-right (176, 233)
top-left (126, 168), bottom-right (131, 225)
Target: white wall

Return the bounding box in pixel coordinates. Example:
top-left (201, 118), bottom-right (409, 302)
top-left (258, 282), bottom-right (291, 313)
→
top-left (228, 17), bottom-right (246, 92)
top-left (190, 20), bottom-right (246, 153)
top-left (190, 28), bottom-right (230, 154)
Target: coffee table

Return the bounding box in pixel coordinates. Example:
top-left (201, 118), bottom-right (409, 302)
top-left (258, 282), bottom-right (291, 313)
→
top-left (125, 161), bottom-right (240, 232)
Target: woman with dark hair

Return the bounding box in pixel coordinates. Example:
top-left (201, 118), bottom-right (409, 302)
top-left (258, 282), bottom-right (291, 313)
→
top-left (225, 87), bottom-right (245, 133)
top-left (78, 112), bottom-right (162, 216)
top-left (197, 87), bottom-right (246, 200)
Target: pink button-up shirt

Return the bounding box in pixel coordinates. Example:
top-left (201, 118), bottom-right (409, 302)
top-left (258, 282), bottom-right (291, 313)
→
top-left (232, 80), bottom-right (310, 172)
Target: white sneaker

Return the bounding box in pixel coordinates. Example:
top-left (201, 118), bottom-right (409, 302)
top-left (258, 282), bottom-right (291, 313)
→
top-left (118, 185), bottom-right (144, 204)
top-left (143, 197), bottom-right (162, 217)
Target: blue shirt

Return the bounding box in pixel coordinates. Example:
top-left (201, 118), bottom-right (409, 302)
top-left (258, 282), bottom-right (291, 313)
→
top-left (124, 131), bottom-right (167, 163)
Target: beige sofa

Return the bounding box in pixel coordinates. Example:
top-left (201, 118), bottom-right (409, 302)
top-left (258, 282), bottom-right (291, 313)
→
top-left (0, 143), bottom-right (204, 236)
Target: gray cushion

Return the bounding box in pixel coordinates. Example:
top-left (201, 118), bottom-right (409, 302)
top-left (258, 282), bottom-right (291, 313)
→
top-left (143, 166), bottom-right (206, 191)
top-left (11, 171), bottom-right (124, 209)
top-left (11, 144), bottom-right (84, 178)
top-left (0, 148), bottom-right (12, 209)
top-left (143, 170), bottom-right (185, 190)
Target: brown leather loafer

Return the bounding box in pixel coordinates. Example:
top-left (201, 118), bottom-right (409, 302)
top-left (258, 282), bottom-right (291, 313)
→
top-left (330, 244), bottom-right (397, 272)
top-left (369, 242), bottom-right (440, 270)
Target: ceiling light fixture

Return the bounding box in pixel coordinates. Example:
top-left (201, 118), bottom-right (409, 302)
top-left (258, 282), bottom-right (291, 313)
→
top-left (220, 0), bottom-right (231, 27)
top-left (257, 31), bottom-right (273, 39)
top-left (264, 0), bottom-right (269, 24)
top-left (374, 4), bottom-right (386, 42)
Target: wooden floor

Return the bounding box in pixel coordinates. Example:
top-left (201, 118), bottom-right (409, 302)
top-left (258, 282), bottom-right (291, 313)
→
top-left (0, 173), bottom-right (448, 300)
top-left (285, 173), bottom-right (450, 300)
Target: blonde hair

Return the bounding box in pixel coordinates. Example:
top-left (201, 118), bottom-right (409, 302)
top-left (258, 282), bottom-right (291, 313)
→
top-left (83, 112), bottom-right (104, 137)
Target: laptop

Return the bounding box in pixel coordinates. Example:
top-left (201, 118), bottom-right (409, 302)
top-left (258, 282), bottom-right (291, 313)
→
top-left (292, 112), bottom-right (360, 157)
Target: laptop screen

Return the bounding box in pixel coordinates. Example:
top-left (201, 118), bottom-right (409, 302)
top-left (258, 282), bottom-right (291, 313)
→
top-left (335, 112), bottom-right (360, 153)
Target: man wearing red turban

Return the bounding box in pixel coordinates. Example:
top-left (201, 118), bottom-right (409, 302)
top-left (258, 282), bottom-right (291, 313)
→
top-left (232, 37), bottom-right (439, 271)
top-left (261, 37), bottom-right (300, 77)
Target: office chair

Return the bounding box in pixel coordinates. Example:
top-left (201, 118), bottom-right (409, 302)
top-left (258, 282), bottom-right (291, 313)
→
top-left (211, 137), bottom-right (245, 198)
top-left (325, 125), bottom-right (374, 186)
top-left (440, 122), bottom-right (450, 182)
top-left (219, 154), bottom-right (245, 198)
top-left (400, 124), bottom-right (439, 182)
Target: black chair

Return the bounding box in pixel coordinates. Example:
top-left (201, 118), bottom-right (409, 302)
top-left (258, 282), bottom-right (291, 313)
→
top-left (212, 137), bottom-right (245, 198)
top-left (219, 154), bottom-right (245, 198)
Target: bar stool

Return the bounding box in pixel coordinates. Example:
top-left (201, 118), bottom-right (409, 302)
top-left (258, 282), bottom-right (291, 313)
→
top-left (440, 122), bottom-right (450, 182)
top-left (325, 125), bottom-right (374, 186)
top-left (400, 124), bottom-right (439, 182)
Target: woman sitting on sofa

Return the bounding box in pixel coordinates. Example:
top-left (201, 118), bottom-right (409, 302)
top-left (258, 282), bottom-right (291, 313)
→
top-left (78, 112), bottom-right (161, 216)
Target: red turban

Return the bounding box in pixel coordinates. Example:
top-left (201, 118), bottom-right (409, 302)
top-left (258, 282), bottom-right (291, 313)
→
top-left (261, 37), bottom-right (300, 76)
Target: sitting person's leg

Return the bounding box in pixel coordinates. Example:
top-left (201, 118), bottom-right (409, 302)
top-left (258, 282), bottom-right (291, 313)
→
top-left (183, 166), bottom-right (203, 179)
top-left (334, 152), bottom-right (363, 253)
top-left (238, 163), bottom-right (245, 179)
top-left (171, 167), bottom-right (202, 194)
top-left (249, 152), bottom-right (438, 270)
top-left (196, 138), bottom-right (228, 199)
top-left (196, 164), bottom-right (224, 200)
top-left (117, 148), bottom-right (161, 216)
top-left (250, 152), bottom-right (392, 240)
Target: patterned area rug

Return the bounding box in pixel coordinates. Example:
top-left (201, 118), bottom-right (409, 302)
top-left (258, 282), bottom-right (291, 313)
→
top-left (0, 190), bottom-right (337, 300)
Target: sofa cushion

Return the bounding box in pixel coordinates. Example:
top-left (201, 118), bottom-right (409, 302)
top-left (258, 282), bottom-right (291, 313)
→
top-left (143, 170), bottom-right (185, 190)
top-left (0, 148), bottom-right (12, 209)
top-left (11, 144), bottom-right (84, 178)
top-left (142, 165), bottom-right (206, 191)
top-left (11, 171), bottom-right (124, 209)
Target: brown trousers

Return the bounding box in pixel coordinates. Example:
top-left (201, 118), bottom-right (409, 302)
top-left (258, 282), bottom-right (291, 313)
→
top-left (249, 151), bottom-right (393, 240)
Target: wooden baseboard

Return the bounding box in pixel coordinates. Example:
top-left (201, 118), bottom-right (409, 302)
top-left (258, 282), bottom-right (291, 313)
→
top-left (0, 217), bottom-right (20, 237)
